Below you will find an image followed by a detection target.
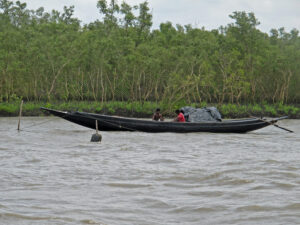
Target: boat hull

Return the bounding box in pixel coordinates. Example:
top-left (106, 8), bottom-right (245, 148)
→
top-left (41, 108), bottom-right (277, 133)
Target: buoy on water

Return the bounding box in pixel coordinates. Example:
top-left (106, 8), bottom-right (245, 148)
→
top-left (91, 120), bottom-right (102, 142)
top-left (91, 133), bottom-right (102, 142)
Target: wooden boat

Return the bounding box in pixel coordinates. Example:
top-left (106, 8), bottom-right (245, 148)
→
top-left (41, 107), bottom-right (288, 133)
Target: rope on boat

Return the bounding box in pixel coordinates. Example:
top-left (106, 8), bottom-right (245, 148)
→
top-left (100, 119), bottom-right (140, 131)
top-left (21, 118), bottom-right (56, 129)
top-left (250, 116), bottom-right (294, 133)
top-left (75, 112), bottom-right (141, 132)
top-left (260, 118), bottom-right (294, 133)
top-left (0, 116), bottom-right (64, 133)
top-left (17, 114), bottom-right (69, 133)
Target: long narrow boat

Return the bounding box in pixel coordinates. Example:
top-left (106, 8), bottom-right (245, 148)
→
top-left (41, 107), bottom-right (288, 133)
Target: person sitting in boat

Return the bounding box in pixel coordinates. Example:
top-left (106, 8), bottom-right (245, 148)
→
top-left (174, 109), bottom-right (185, 122)
top-left (152, 108), bottom-right (164, 121)
top-left (181, 109), bottom-right (189, 122)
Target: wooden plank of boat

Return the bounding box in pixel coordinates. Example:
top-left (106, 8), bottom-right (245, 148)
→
top-left (40, 107), bottom-right (287, 133)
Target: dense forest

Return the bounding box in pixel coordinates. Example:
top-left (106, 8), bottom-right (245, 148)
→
top-left (0, 0), bottom-right (299, 106)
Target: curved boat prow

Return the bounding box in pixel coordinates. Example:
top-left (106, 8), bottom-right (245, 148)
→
top-left (40, 107), bottom-right (68, 118)
top-left (261, 116), bottom-right (293, 133)
top-left (270, 116), bottom-right (288, 123)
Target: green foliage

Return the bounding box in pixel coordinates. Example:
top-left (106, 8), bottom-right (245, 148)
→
top-left (0, 0), bottom-right (299, 106)
top-left (23, 102), bottom-right (39, 111)
top-left (264, 105), bottom-right (277, 116)
top-left (252, 104), bottom-right (262, 113)
top-left (0, 101), bottom-right (299, 118)
top-left (291, 107), bottom-right (299, 116)
top-left (0, 102), bottom-right (18, 113)
top-left (276, 103), bottom-right (299, 116)
top-left (219, 105), bottom-right (230, 117)
top-left (45, 102), bottom-right (53, 109)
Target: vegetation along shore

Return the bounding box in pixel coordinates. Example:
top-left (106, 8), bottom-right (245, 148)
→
top-left (0, 101), bottom-right (299, 119)
top-left (0, 1), bottom-right (299, 118)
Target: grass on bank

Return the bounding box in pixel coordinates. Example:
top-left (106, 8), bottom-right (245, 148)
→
top-left (0, 101), bottom-right (299, 118)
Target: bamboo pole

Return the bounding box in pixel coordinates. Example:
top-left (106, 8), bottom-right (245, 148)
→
top-left (17, 100), bottom-right (23, 131)
top-left (96, 120), bottom-right (99, 134)
top-left (251, 116), bottom-right (293, 133)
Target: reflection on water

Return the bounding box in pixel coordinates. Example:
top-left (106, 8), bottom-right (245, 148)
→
top-left (0, 117), bottom-right (300, 225)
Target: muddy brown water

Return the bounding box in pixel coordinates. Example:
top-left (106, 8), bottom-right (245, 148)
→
top-left (0, 117), bottom-right (300, 225)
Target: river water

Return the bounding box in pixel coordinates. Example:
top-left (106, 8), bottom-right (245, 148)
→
top-left (0, 117), bottom-right (299, 225)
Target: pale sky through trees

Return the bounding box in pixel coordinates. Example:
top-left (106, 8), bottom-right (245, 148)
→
top-left (21, 0), bottom-right (300, 33)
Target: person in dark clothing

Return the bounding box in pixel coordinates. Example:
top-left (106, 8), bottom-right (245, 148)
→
top-left (152, 108), bottom-right (164, 121)
top-left (181, 109), bottom-right (189, 122)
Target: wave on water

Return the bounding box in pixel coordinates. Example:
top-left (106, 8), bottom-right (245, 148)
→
top-left (149, 158), bottom-right (181, 164)
top-left (139, 197), bottom-right (171, 209)
top-left (187, 191), bottom-right (224, 197)
top-left (271, 181), bottom-right (297, 189)
top-left (163, 183), bottom-right (200, 188)
top-left (80, 219), bottom-right (104, 224)
top-left (236, 205), bottom-right (278, 212)
top-left (236, 203), bottom-right (300, 212)
top-left (0, 212), bottom-right (103, 225)
top-left (263, 159), bottom-right (282, 164)
top-left (284, 203), bottom-right (300, 210)
top-left (169, 205), bottom-right (227, 214)
top-left (104, 182), bottom-right (152, 188)
top-left (0, 212), bottom-right (54, 221)
top-left (25, 158), bottom-right (42, 163)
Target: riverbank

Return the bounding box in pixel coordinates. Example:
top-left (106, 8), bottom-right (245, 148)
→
top-left (0, 101), bottom-right (299, 119)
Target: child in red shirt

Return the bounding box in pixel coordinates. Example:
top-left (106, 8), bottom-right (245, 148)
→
top-left (174, 109), bottom-right (185, 122)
